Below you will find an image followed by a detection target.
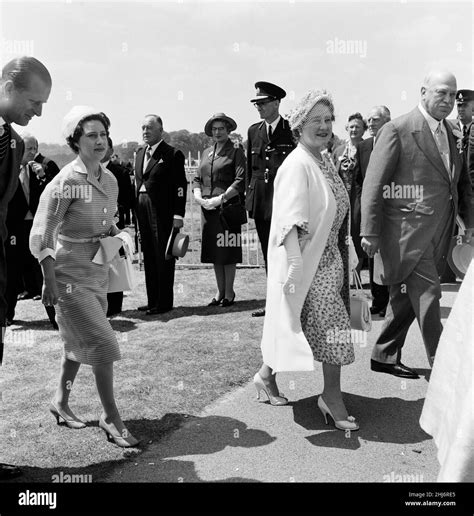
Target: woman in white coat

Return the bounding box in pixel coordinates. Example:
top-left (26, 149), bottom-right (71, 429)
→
top-left (254, 90), bottom-right (359, 431)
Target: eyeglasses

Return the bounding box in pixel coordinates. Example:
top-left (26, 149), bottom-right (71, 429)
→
top-left (253, 99), bottom-right (275, 108)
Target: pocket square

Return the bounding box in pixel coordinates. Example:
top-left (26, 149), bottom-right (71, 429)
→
top-left (158, 158), bottom-right (164, 164)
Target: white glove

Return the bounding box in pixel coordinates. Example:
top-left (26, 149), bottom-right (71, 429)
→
top-left (193, 188), bottom-right (206, 207)
top-left (283, 226), bottom-right (303, 295)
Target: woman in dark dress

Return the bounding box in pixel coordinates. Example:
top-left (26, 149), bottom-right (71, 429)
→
top-left (193, 113), bottom-right (246, 306)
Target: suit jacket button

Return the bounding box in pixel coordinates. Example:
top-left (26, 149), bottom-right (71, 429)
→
top-left (103, 208), bottom-right (107, 213)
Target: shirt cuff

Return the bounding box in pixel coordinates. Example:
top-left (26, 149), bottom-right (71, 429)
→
top-left (173, 215), bottom-right (184, 220)
top-left (38, 248), bottom-right (56, 262)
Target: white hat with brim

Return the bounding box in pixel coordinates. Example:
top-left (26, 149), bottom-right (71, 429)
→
top-left (165, 229), bottom-right (190, 260)
top-left (447, 234), bottom-right (474, 279)
top-left (62, 105), bottom-right (100, 139)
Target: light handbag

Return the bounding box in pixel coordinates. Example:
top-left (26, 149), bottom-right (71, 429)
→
top-left (108, 249), bottom-right (137, 293)
top-left (350, 270), bottom-right (372, 331)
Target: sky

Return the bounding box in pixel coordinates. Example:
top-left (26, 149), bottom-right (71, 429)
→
top-left (0, 0), bottom-right (472, 151)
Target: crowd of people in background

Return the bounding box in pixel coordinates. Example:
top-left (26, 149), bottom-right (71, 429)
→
top-left (0, 56), bottom-right (473, 479)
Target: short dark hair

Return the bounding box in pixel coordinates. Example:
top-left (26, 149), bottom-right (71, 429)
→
top-left (1, 56), bottom-right (52, 91)
top-left (66, 113), bottom-right (111, 153)
top-left (347, 112), bottom-right (368, 131)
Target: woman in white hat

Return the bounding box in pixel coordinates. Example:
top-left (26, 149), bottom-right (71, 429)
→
top-left (255, 90), bottom-right (359, 431)
top-left (193, 113), bottom-right (246, 307)
top-left (30, 106), bottom-right (139, 447)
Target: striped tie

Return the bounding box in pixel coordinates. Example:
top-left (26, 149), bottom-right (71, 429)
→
top-left (0, 124), bottom-right (11, 161)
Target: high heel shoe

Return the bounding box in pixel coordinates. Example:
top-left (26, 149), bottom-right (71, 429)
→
top-left (98, 416), bottom-right (140, 448)
top-left (49, 402), bottom-right (86, 429)
top-left (221, 294), bottom-right (235, 307)
top-left (253, 373), bottom-right (288, 406)
top-left (317, 396), bottom-right (359, 431)
top-left (208, 297), bottom-right (223, 306)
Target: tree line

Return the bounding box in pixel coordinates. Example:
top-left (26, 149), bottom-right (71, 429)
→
top-left (39, 129), bottom-right (245, 170)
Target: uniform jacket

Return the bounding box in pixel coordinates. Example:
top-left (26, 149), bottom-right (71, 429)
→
top-left (361, 107), bottom-right (474, 285)
top-left (245, 117), bottom-right (295, 221)
top-left (134, 140), bottom-right (187, 226)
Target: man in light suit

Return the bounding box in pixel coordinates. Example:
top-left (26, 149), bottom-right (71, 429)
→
top-left (0, 56), bottom-right (52, 479)
top-left (134, 115), bottom-right (187, 315)
top-left (361, 70), bottom-right (473, 379)
top-left (352, 106), bottom-right (391, 316)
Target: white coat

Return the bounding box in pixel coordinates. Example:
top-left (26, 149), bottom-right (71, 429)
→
top-left (260, 144), bottom-right (338, 372)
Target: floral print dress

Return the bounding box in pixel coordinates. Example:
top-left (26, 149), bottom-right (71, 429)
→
top-left (300, 154), bottom-right (355, 366)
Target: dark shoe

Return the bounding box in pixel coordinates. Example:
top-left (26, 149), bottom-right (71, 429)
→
top-left (52, 322), bottom-right (59, 330)
top-left (379, 309), bottom-right (386, 318)
top-left (32, 295), bottom-right (42, 301)
top-left (208, 298), bottom-right (223, 306)
top-left (106, 310), bottom-right (121, 317)
top-left (371, 359), bottom-right (419, 379)
top-left (221, 295), bottom-right (235, 307)
top-left (17, 291), bottom-right (32, 300)
top-left (0, 463), bottom-right (22, 480)
top-left (137, 305), bottom-right (150, 311)
top-left (6, 319), bottom-right (13, 326)
top-left (252, 308), bottom-right (265, 317)
top-left (146, 307), bottom-right (172, 315)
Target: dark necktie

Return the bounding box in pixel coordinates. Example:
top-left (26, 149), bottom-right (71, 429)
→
top-left (463, 125), bottom-right (468, 138)
top-left (268, 125), bottom-right (273, 140)
top-left (0, 123), bottom-right (11, 161)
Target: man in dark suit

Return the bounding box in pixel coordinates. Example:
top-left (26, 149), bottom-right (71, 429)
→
top-left (353, 106), bottom-right (391, 316)
top-left (134, 115), bottom-right (187, 315)
top-left (246, 81), bottom-right (295, 317)
top-left (0, 56), bottom-right (52, 479)
top-left (7, 135), bottom-right (59, 315)
top-left (103, 137), bottom-right (134, 316)
top-left (361, 70), bottom-right (473, 379)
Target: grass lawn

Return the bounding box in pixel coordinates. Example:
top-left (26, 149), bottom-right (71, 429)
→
top-left (0, 264), bottom-right (267, 483)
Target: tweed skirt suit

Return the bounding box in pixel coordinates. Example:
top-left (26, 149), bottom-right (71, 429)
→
top-left (30, 156), bottom-right (121, 365)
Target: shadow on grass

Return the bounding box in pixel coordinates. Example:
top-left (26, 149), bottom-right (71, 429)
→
top-left (293, 393), bottom-right (431, 450)
top-left (119, 298), bottom-right (266, 322)
top-left (5, 413), bottom-right (273, 483)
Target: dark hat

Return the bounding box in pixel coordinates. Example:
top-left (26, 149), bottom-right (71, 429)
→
top-left (165, 228), bottom-right (190, 260)
top-left (455, 89), bottom-right (474, 104)
top-left (204, 113), bottom-right (237, 137)
top-left (250, 81), bottom-right (286, 103)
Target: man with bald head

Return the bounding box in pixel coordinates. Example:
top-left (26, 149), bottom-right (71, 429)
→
top-left (361, 70), bottom-right (473, 379)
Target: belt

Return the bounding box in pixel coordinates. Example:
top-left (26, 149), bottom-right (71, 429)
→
top-left (139, 190), bottom-right (148, 194)
top-left (58, 234), bottom-right (107, 243)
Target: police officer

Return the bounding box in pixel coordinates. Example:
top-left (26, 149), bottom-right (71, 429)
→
top-left (442, 89), bottom-right (474, 283)
top-left (246, 82), bottom-right (295, 317)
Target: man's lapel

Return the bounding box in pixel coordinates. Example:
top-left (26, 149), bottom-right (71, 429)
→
top-left (444, 119), bottom-right (462, 181)
top-left (411, 109), bottom-right (450, 183)
top-left (144, 141), bottom-right (165, 176)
